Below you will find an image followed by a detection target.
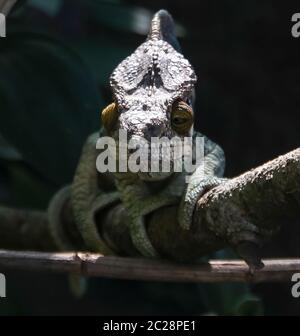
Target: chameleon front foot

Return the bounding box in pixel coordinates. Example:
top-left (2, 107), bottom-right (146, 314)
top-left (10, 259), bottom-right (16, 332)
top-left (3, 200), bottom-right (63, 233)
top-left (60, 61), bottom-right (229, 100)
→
top-left (125, 193), bottom-right (179, 258)
top-left (179, 176), bottom-right (228, 230)
top-left (72, 191), bottom-right (120, 254)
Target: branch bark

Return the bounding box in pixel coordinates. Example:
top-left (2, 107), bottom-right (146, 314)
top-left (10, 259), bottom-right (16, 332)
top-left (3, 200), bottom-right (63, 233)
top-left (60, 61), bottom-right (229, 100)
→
top-left (0, 148), bottom-right (299, 278)
top-left (0, 0), bottom-right (18, 15)
top-left (103, 148), bottom-right (300, 264)
top-left (0, 250), bottom-right (298, 283)
top-left (0, 0), bottom-right (298, 282)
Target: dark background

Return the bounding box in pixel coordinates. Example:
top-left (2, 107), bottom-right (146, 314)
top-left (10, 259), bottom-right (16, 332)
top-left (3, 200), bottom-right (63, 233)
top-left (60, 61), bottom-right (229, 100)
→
top-left (0, 0), bottom-right (299, 315)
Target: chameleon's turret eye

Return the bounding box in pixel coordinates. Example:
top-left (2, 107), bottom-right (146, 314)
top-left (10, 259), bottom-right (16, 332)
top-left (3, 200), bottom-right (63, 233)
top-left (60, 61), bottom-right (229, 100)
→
top-left (171, 100), bottom-right (193, 135)
top-left (101, 102), bottom-right (118, 133)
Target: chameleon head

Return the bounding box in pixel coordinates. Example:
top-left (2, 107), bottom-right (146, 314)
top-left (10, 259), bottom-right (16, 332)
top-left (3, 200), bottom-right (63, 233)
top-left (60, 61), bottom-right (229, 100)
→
top-left (101, 11), bottom-right (197, 180)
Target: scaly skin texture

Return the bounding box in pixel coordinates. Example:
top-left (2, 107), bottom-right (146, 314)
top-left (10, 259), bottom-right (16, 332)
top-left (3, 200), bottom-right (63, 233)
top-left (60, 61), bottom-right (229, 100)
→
top-left (71, 133), bottom-right (119, 255)
top-left (48, 9), bottom-right (226, 258)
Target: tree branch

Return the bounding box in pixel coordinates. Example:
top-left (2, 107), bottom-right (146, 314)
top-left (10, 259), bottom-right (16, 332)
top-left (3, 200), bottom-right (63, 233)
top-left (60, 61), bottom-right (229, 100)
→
top-left (0, 148), bottom-right (299, 280)
top-left (0, 250), bottom-right (299, 283)
top-left (103, 148), bottom-right (300, 263)
top-left (0, 206), bottom-right (55, 251)
top-left (0, 0), bottom-right (18, 16)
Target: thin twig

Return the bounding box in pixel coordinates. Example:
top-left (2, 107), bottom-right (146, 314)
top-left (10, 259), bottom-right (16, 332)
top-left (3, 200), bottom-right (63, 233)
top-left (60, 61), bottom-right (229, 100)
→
top-left (0, 249), bottom-right (298, 283)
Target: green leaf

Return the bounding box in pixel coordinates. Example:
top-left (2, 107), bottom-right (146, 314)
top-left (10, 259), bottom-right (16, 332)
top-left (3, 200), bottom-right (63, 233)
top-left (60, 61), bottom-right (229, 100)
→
top-left (0, 32), bottom-right (102, 185)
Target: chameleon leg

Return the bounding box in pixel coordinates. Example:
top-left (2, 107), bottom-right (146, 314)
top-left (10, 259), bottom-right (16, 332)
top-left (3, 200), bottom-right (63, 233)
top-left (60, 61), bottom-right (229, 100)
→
top-left (48, 133), bottom-right (119, 297)
top-left (130, 194), bottom-right (180, 257)
top-left (49, 133), bottom-right (120, 253)
top-left (47, 183), bottom-right (119, 254)
top-left (115, 175), bottom-right (180, 257)
top-left (71, 132), bottom-right (119, 254)
top-left (178, 139), bottom-right (266, 270)
top-left (179, 142), bottom-right (227, 230)
top-left (129, 216), bottom-right (157, 257)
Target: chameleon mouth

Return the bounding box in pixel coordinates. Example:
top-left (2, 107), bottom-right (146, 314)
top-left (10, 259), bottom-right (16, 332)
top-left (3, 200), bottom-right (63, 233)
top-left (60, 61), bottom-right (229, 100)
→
top-left (113, 133), bottom-right (192, 176)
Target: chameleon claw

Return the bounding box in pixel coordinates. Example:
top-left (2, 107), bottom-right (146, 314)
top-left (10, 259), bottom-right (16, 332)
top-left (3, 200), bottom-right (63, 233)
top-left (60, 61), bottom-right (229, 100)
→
top-left (235, 241), bottom-right (264, 273)
top-left (178, 177), bottom-right (227, 231)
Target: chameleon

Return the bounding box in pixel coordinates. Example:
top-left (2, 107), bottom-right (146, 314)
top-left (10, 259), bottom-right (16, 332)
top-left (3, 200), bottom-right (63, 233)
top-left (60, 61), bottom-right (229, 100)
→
top-left (48, 9), bottom-right (227, 259)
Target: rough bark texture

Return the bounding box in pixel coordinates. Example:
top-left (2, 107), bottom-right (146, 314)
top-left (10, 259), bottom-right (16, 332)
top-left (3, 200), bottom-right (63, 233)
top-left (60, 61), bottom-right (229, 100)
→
top-left (0, 148), bottom-right (299, 270)
top-left (0, 207), bottom-right (56, 250)
top-left (103, 148), bottom-right (300, 263)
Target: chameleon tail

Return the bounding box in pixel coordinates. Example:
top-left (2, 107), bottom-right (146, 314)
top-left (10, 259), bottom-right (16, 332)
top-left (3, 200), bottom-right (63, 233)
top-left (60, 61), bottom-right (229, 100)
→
top-left (48, 186), bottom-right (88, 298)
top-left (148, 9), bottom-right (181, 52)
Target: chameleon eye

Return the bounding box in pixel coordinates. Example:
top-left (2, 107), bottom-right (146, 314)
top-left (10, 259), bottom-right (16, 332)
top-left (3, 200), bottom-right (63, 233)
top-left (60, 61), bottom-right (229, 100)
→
top-left (171, 100), bottom-right (193, 135)
top-left (101, 102), bottom-right (119, 132)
